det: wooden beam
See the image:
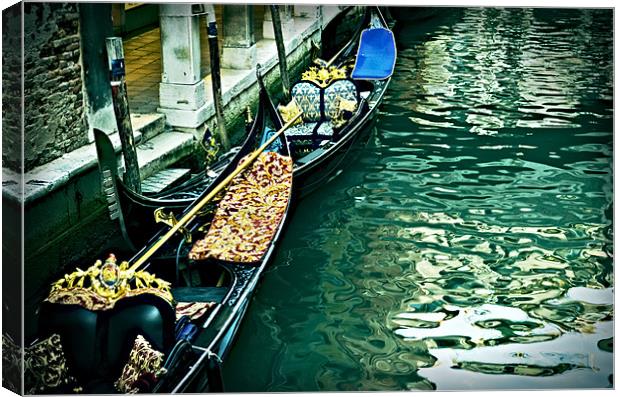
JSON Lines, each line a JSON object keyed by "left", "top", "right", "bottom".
{"left": 205, "top": 5, "right": 231, "bottom": 151}
{"left": 270, "top": 5, "right": 291, "bottom": 102}
{"left": 105, "top": 37, "right": 141, "bottom": 194}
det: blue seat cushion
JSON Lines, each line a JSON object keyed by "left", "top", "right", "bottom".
{"left": 316, "top": 121, "right": 334, "bottom": 138}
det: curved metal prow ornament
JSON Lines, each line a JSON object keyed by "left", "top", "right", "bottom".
{"left": 154, "top": 208, "right": 192, "bottom": 243}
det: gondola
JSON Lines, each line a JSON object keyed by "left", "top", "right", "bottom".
{"left": 23, "top": 85, "right": 297, "bottom": 394}
{"left": 276, "top": 5, "right": 395, "bottom": 194}
{"left": 96, "top": 6, "right": 396, "bottom": 250}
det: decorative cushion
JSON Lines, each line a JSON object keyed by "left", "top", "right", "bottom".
{"left": 175, "top": 302, "right": 214, "bottom": 321}
{"left": 286, "top": 121, "right": 334, "bottom": 140}
{"left": 23, "top": 334, "right": 77, "bottom": 394}
{"left": 189, "top": 152, "right": 293, "bottom": 263}
{"left": 324, "top": 80, "right": 358, "bottom": 120}
{"left": 291, "top": 82, "right": 321, "bottom": 122}
{"left": 2, "top": 334, "right": 21, "bottom": 394}
{"left": 115, "top": 335, "right": 165, "bottom": 394}
{"left": 331, "top": 98, "right": 358, "bottom": 128}
{"left": 338, "top": 98, "right": 358, "bottom": 113}
{"left": 277, "top": 99, "right": 302, "bottom": 126}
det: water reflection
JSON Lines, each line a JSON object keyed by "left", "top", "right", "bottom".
{"left": 404, "top": 8, "right": 612, "bottom": 136}
{"left": 223, "top": 7, "right": 613, "bottom": 391}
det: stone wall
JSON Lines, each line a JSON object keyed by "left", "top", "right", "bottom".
{"left": 23, "top": 2, "right": 88, "bottom": 171}
{"left": 2, "top": 4, "right": 23, "bottom": 172}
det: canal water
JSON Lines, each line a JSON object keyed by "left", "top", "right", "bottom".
{"left": 223, "top": 8, "right": 613, "bottom": 391}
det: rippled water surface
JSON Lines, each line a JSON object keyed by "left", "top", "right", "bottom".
{"left": 224, "top": 8, "right": 613, "bottom": 391}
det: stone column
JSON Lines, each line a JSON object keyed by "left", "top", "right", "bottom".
{"left": 263, "top": 5, "right": 294, "bottom": 40}
{"left": 158, "top": 4, "right": 207, "bottom": 128}
{"left": 221, "top": 5, "right": 256, "bottom": 70}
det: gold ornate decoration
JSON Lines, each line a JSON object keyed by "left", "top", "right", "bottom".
{"left": 154, "top": 208, "right": 192, "bottom": 243}
{"left": 46, "top": 254, "right": 174, "bottom": 311}
{"left": 278, "top": 99, "right": 303, "bottom": 126}
{"left": 301, "top": 65, "right": 348, "bottom": 88}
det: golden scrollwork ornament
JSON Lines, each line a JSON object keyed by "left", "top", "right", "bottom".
{"left": 301, "top": 65, "right": 348, "bottom": 88}
{"left": 46, "top": 254, "right": 174, "bottom": 311}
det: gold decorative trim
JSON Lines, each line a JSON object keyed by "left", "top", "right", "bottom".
{"left": 301, "top": 65, "right": 348, "bottom": 88}
{"left": 46, "top": 254, "right": 174, "bottom": 311}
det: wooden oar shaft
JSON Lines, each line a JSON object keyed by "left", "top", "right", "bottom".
{"left": 326, "top": 51, "right": 341, "bottom": 67}
{"left": 129, "top": 112, "right": 302, "bottom": 271}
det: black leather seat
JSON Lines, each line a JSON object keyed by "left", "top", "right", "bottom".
{"left": 37, "top": 294, "right": 176, "bottom": 391}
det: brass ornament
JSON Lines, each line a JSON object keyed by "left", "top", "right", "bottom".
{"left": 245, "top": 106, "right": 253, "bottom": 125}
{"left": 312, "top": 58, "right": 328, "bottom": 67}
{"left": 46, "top": 254, "right": 174, "bottom": 311}
{"left": 154, "top": 208, "right": 192, "bottom": 243}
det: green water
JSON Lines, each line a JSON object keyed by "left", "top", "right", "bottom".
{"left": 223, "top": 8, "right": 613, "bottom": 391}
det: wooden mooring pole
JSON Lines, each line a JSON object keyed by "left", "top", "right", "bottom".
{"left": 205, "top": 5, "right": 231, "bottom": 151}
{"left": 270, "top": 5, "right": 291, "bottom": 102}
{"left": 105, "top": 37, "right": 141, "bottom": 194}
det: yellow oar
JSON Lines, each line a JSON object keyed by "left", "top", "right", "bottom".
{"left": 326, "top": 49, "right": 343, "bottom": 67}
{"left": 129, "top": 112, "right": 302, "bottom": 271}
{"left": 314, "top": 52, "right": 342, "bottom": 69}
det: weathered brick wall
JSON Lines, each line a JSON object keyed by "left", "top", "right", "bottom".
{"left": 23, "top": 2, "right": 87, "bottom": 171}
{"left": 2, "top": 4, "right": 23, "bottom": 172}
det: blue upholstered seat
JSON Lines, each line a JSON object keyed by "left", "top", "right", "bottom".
{"left": 286, "top": 77, "right": 358, "bottom": 146}
{"left": 351, "top": 27, "right": 396, "bottom": 80}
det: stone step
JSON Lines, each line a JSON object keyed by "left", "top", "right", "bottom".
{"left": 135, "top": 130, "right": 196, "bottom": 182}
{"left": 130, "top": 112, "right": 167, "bottom": 142}
{"left": 141, "top": 168, "right": 192, "bottom": 195}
